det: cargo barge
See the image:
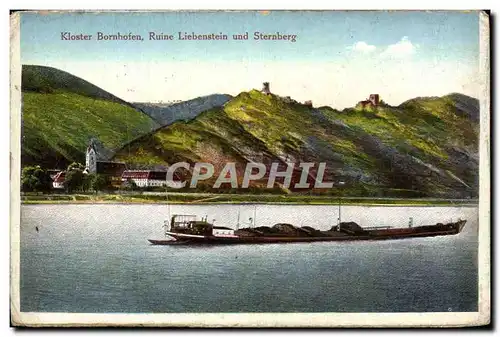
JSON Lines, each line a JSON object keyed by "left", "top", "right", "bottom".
{"left": 148, "top": 214, "right": 467, "bottom": 245}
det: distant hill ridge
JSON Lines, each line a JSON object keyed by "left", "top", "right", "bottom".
{"left": 399, "top": 93, "right": 479, "bottom": 123}
{"left": 23, "top": 65, "right": 142, "bottom": 110}
{"left": 132, "top": 94, "right": 232, "bottom": 126}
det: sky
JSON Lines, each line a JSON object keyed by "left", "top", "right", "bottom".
{"left": 20, "top": 11, "right": 481, "bottom": 108}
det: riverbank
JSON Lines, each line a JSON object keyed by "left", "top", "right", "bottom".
{"left": 20, "top": 193, "right": 478, "bottom": 206}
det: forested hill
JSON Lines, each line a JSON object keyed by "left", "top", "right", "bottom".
{"left": 21, "top": 65, "right": 160, "bottom": 169}
{"left": 113, "top": 90, "right": 479, "bottom": 198}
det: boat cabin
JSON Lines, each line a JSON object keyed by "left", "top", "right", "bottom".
{"left": 212, "top": 226, "right": 236, "bottom": 237}
{"left": 167, "top": 214, "right": 236, "bottom": 237}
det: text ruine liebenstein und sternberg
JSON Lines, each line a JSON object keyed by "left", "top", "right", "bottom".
{"left": 60, "top": 31, "right": 298, "bottom": 42}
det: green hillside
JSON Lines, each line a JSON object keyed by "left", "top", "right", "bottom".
{"left": 21, "top": 65, "right": 160, "bottom": 168}
{"left": 113, "top": 90, "right": 479, "bottom": 198}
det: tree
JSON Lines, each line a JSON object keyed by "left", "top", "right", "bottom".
{"left": 67, "top": 162, "right": 85, "bottom": 172}
{"left": 63, "top": 162, "right": 87, "bottom": 193}
{"left": 122, "top": 178, "right": 138, "bottom": 191}
{"left": 21, "top": 165, "right": 51, "bottom": 192}
{"left": 82, "top": 173, "right": 93, "bottom": 192}
{"left": 90, "top": 174, "right": 109, "bottom": 193}
{"left": 64, "top": 169, "right": 84, "bottom": 193}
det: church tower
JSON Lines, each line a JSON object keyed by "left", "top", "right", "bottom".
{"left": 85, "top": 143, "right": 97, "bottom": 174}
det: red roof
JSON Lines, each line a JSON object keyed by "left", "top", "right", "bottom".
{"left": 52, "top": 171, "right": 65, "bottom": 183}
{"left": 122, "top": 170, "right": 186, "bottom": 181}
{"left": 122, "top": 170, "right": 150, "bottom": 179}
{"left": 122, "top": 170, "right": 168, "bottom": 180}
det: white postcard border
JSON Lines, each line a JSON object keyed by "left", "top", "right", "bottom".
{"left": 9, "top": 10, "right": 491, "bottom": 328}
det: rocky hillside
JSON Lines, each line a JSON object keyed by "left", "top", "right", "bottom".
{"left": 113, "top": 90, "right": 479, "bottom": 198}
{"left": 20, "top": 64, "right": 478, "bottom": 198}
{"left": 132, "top": 94, "right": 232, "bottom": 126}
{"left": 21, "top": 65, "right": 160, "bottom": 168}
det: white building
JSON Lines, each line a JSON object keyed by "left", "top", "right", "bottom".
{"left": 122, "top": 170, "right": 170, "bottom": 188}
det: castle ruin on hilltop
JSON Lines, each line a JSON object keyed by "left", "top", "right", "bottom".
{"left": 260, "top": 81, "right": 313, "bottom": 107}
{"left": 357, "top": 94, "right": 380, "bottom": 108}
{"left": 261, "top": 82, "right": 271, "bottom": 95}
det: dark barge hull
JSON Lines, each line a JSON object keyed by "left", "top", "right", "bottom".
{"left": 148, "top": 220, "right": 466, "bottom": 245}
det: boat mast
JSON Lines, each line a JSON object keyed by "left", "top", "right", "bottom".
{"left": 236, "top": 208, "right": 241, "bottom": 230}
{"left": 253, "top": 205, "right": 257, "bottom": 228}
{"left": 338, "top": 198, "right": 341, "bottom": 226}
{"left": 337, "top": 180, "right": 345, "bottom": 230}
{"left": 165, "top": 172, "right": 171, "bottom": 237}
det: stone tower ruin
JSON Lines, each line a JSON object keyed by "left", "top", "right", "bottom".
{"left": 369, "top": 94, "right": 380, "bottom": 106}
{"left": 261, "top": 82, "right": 271, "bottom": 95}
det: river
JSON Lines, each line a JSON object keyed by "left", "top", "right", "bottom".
{"left": 20, "top": 204, "right": 478, "bottom": 313}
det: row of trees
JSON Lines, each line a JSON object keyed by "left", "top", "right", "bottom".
{"left": 21, "top": 165, "right": 52, "bottom": 192}
{"left": 64, "top": 162, "right": 111, "bottom": 193}
{"left": 21, "top": 163, "right": 112, "bottom": 193}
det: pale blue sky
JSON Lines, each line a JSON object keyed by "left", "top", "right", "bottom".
{"left": 20, "top": 11, "right": 481, "bottom": 107}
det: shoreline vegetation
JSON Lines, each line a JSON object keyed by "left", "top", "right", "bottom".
{"left": 21, "top": 192, "right": 478, "bottom": 206}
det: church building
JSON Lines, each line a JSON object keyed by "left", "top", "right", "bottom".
{"left": 85, "top": 141, "right": 127, "bottom": 187}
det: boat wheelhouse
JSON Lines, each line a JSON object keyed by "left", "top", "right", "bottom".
{"left": 161, "top": 214, "right": 237, "bottom": 238}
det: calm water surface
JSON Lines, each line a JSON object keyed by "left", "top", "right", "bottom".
{"left": 20, "top": 204, "right": 478, "bottom": 313}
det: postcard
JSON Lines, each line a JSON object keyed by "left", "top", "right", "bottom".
{"left": 10, "top": 10, "right": 490, "bottom": 327}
